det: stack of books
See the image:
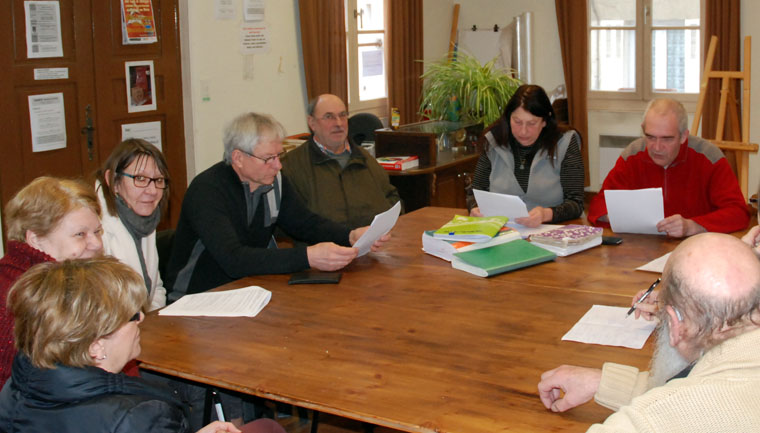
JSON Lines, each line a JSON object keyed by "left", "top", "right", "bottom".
{"left": 451, "top": 239, "right": 556, "bottom": 277}
{"left": 423, "top": 215, "right": 555, "bottom": 277}
{"left": 432, "top": 215, "right": 509, "bottom": 242}
{"left": 529, "top": 224, "right": 603, "bottom": 257}
{"left": 376, "top": 155, "right": 419, "bottom": 171}
{"left": 422, "top": 225, "right": 521, "bottom": 262}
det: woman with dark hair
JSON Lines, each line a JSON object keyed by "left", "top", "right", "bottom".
{"left": 96, "top": 139, "right": 170, "bottom": 310}
{"left": 468, "top": 84, "right": 585, "bottom": 227}
{"left": 0, "top": 257, "right": 284, "bottom": 433}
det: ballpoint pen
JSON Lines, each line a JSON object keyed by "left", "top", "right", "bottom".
{"left": 212, "top": 389, "right": 226, "bottom": 422}
{"left": 626, "top": 277, "right": 661, "bottom": 317}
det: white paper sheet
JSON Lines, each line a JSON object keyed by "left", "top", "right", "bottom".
{"left": 353, "top": 201, "right": 401, "bottom": 257}
{"left": 159, "top": 285, "right": 271, "bottom": 317}
{"left": 562, "top": 305, "right": 657, "bottom": 349}
{"left": 473, "top": 189, "right": 529, "bottom": 220}
{"left": 34, "top": 67, "right": 68, "bottom": 80}
{"left": 25, "top": 1, "right": 64, "bottom": 58}
{"left": 637, "top": 252, "right": 671, "bottom": 273}
{"left": 28, "top": 93, "right": 66, "bottom": 152}
{"left": 121, "top": 121, "right": 162, "bottom": 150}
{"left": 605, "top": 188, "right": 665, "bottom": 235}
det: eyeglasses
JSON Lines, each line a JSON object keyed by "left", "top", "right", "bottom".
{"left": 242, "top": 150, "right": 286, "bottom": 164}
{"left": 316, "top": 111, "right": 349, "bottom": 122}
{"left": 119, "top": 172, "right": 169, "bottom": 189}
{"left": 129, "top": 311, "right": 142, "bottom": 322}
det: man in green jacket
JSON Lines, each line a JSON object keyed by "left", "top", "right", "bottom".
{"left": 281, "top": 94, "right": 400, "bottom": 228}
{"left": 537, "top": 232, "right": 760, "bottom": 432}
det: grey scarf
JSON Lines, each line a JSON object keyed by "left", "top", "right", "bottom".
{"left": 115, "top": 195, "right": 161, "bottom": 293}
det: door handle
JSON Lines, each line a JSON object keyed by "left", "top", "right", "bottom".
{"left": 81, "top": 104, "right": 95, "bottom": 161}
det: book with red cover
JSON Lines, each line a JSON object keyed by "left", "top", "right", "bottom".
{"left": 376, "top": 155, "right": 419, "bottom": 171}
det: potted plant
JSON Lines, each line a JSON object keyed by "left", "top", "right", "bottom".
{"left": 418, "top": 53, "right": 522, "bottom": 127}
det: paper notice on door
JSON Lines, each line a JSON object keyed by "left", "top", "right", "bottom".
{"left": 121, "top": 121, "right": 162, "bottom": 150}
{"left": 25, "top": 1, "right": 64, "bottom": 58}
{"left": 28, "top": 93, "right": 66, "bottom": 153}
{"left": 121, "top": 0, "right": 158, "bottom": 44}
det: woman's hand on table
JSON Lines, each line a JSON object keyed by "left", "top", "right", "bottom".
{"left": 514, "top": 206, "right": 552, "bottom": 228}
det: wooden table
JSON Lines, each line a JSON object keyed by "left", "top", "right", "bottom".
{"left": 139, "top": 207, "right": 681, "bottom": 433}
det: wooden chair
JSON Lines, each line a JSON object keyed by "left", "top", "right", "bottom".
{"left": 692, "top": 35, "right": 758, "bottom": 199}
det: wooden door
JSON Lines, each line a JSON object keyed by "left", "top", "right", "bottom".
{"left": 0, "top": 0, "right": 186, "bottom": 234}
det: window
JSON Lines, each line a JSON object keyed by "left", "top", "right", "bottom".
{"left": 588, "top": 0, "right": 702, "bottom": 110}
{"left": 346, "top": 0, "right": 387, "bottom": 116}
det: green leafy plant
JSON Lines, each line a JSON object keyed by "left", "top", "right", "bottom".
{"left": 419, "top": 53, "right": 522, "bottom": 127}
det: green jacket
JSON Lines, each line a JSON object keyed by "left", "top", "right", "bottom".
{"left": 281, "top": 138, "right": 400, "bottom": 228}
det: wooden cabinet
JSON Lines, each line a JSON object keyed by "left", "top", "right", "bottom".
{"left": 375, "top": 121, "right": 480, "bottom": 211}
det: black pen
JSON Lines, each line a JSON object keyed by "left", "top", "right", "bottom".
{"left": 626, "top": 278, "right": 661, "bottom": 317}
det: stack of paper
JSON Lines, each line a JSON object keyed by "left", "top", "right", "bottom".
{"left": 159, "top": 285, "right": 272, "bottom": 317}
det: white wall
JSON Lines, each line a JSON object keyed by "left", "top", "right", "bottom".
{"left": 180, "top": 1, "right": 565, "bottom": 177}
{"left": 181, "top": 0, "right": 309, "bottom": 177}
{"left": 422, "top": 0, "right": 564, "bottom": 91}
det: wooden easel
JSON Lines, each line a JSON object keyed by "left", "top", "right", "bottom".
{"left": 692, "top": 35, "right": 758, "bottom": 199}
{"left": 448, "top": 4, "right": 460, "bottom": 62}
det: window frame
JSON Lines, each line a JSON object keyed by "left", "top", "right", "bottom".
{"left": 587, "top": 0, "right": 704, "bottom": 112}
{"left": 345, "top": 0, "right": 388, "bottom": 118}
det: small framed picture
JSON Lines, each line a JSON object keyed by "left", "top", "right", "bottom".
{"left": 125, "top": 60, "right": 157, "bottom": 113}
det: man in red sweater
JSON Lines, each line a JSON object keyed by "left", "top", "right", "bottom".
{"left": 588, "top": 98, "right": 749, "bottom": 237}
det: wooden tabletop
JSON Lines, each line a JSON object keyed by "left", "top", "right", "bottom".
{"left": 138, "top": 207, "right": 684, "bottom": 433}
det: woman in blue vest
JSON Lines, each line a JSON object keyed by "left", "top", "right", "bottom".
{"left": 468, "top": 84, "right": 585, "bottom": 227}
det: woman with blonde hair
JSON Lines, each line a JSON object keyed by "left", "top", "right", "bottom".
{"left": 0, "top": 176, "right": 103, "bottom": 387}
{"left": 0, "top": 258, "right": 283, "bottom": 433}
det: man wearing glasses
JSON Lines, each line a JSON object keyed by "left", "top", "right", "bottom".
{"left": 165, "top": 112, "right": 388, "bottom": 299}
{"left": 538, "top": 233, "right": 760, "bottom": 432}
{"left": 281, "top": 93, "right": 400, "bottom": 227}
{"left": 588, "top": 98, "right": 749, "bottom": 237}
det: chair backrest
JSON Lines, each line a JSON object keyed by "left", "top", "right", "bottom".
{"left": 348, "top": 113, "right": 383, "bottom": 145}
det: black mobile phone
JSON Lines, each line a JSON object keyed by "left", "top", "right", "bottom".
{"left": 602, "top": 236, "right": 623, "bottom": 245}
{"left": 288, "top": 271, "right": 342, "bottom": 285}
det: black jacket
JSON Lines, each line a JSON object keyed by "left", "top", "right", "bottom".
{"left": 165, "top": 162, "right": 351, "bottom": 296}
{"left": 0, "top": 355, "right": 189, "bottom": 433}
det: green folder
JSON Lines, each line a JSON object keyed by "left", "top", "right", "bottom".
{"left": 451, "top": 239, "right": 556, "bottom": 277}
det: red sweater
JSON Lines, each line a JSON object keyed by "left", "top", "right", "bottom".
{"left": 588, "top": 136, "right": 750, "bottom": 233}
{"left": 0, "top": 241, "right": 55, "bottom": 387}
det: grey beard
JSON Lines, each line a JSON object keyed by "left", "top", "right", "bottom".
{"left": 648, "top": 319, "right": 692, "bottom": 388}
